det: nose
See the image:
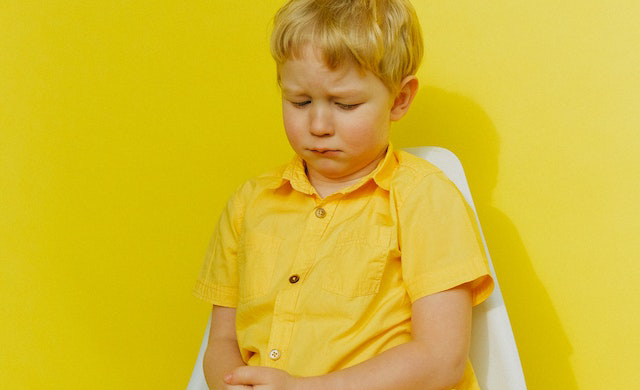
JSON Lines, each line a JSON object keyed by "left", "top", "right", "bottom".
{"left": 309, "top": 104, "right": 334, "bottom": 137}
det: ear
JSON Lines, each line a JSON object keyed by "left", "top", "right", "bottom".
{"left": 390, "top": 76, "right": 419, "bottom": 121}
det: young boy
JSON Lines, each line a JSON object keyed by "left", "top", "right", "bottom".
{"left": 194, "top": 0, "right": 493, "bottom": 389}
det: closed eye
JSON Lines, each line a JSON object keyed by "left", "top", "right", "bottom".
{"left": 292, "top": 100, "right": 311, "bottom": 108}
{"left": 336, "top": 102, "right": 361, "bottom": 110}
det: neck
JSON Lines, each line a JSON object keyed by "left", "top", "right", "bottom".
{"left": 310, "top": 177, "right": 362, "bottom": 198}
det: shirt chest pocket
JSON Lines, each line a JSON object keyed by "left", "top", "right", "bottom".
{"left": 321, "top": 226, "right": 392, "bottom": 298}
{"left": 237, "top": 231, "right": 282, "bottom": 301}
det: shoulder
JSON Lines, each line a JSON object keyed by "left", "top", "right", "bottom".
{"left": 220, "top": 163, "right": 288, "bottom": 228}
{"left": 389, "top": 150, "right": 467, "bottom": 213}
{"left": 392, "top": 150, "right": 450, "bottom": 190}
{"left": 394, "top": 150, "right": 442, "bottom": 176}
{"left": 230, "top": 163, "right": 288, "bottom": 201}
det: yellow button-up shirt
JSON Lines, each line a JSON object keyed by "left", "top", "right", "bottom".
{"left": 195, "top": 145, "right": 493, "bottom": 389}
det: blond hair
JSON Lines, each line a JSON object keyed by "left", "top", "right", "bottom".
{"left": 271, "top": 0, "right": 423, "bottom": 93}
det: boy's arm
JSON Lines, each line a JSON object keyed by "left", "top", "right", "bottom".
{"left": 204, "top": 305, "right": 252, "bottom": 390}
{"left": 225, "top": 282, "right": 473, "bottom": 390}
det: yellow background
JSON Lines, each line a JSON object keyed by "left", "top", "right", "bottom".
{"left": 2, "top": 1, "right": 638, "bottom": 388}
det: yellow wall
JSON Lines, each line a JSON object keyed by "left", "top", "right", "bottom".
{"left": 2, "top": 1, "right": 638, "bottom": 388}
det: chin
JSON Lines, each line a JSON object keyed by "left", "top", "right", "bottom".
{"left": 309, "top": 159, "right": 344, "bottom": 171}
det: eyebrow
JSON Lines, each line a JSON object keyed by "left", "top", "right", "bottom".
{"left": 281, "top": 87, "right": 305, "bottom": 96}
{"left": 281, "top": 86, "right": 364, "bottom": 97}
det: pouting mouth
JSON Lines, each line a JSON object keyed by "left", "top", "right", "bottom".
{"left": 308, "top": 148, "right": 340, "bottom": 154}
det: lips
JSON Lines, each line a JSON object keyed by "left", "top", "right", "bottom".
{"left": 309, "top": 148, "right": 340, "bottom": 154}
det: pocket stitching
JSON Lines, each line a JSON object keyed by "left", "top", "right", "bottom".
{"left": 321, "top": 227, "right": 391, "bottom": 298}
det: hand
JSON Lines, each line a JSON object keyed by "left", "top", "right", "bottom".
{"left": 224, "top": 366, "right": 301, "bottom": 390}
{"left": 222, "top": 385, "right": 253, "bottom": 390}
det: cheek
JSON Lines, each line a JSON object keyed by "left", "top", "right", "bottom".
{"left": 343, "top": 113, "right": 388, "bottom": 144}
{"left": 282, "top": 111, "right": 303, "bottom": 147}
{"left": 282, "top": 105, "right": 302, "bottom": 129}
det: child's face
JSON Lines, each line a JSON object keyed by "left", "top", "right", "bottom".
{"left": 280, "top": 45, "right": 395, "bottom": 186}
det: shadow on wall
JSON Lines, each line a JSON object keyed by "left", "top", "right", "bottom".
{"left": 392, "top": 85, "right": 578, "bottom": 389}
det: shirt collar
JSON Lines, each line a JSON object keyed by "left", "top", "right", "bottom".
{"left": 269, "top": 143, "right": 398, "bottom": 195}
{"left": 370, "top": 143, "right": 396, "bottom": 191}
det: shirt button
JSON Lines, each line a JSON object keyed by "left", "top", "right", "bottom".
{"left": 289, "top": 274, "right": 300, "bottom": 284}
{"left": 269, "top": 349, "right": 281, "bottom": 361}
{"left": 315, "top": 207, "right": 326, "bottom": 218}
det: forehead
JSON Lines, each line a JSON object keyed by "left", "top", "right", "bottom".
{"left": 279, "top": 45, "right": 376, "bottom": 94}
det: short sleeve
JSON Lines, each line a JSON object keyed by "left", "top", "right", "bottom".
{"left": 193, "top": 188, "right": 245, "bottom": 307}
{"left": 399, "top": 172, "right": 494, "bottom": 306}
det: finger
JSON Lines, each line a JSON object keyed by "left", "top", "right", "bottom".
{"left": 224, "top": 385, "right": 253, "bottom": 390}
{"left": 225, "top": 366, "right": 271, "bottom": 386}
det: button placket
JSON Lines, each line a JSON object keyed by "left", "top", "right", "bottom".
{"left": 264, "top": 200, "right": 338, "bottom": 369}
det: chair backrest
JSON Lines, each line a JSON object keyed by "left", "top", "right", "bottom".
{"left": 187, "top": 146, "right": 527, "bottom": 390}
{"left": 187, "top": 316, "right": 210, "bottom": 390}
{"left": 404, "top": 146, "right": 526, "bottom": 389}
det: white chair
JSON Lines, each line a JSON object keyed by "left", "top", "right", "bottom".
{"left": 187, "top": 316, "right": 211, "bottom": 390}
{"left": 404, "top": 147, "right": 526, "bottom": 389}
{"left": 187, "top": 147, "right": 526, "bottom": 390}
